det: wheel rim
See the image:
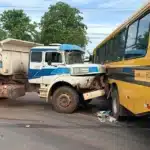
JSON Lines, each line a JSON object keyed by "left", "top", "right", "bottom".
{"left": 112, "top": 97, "right": 118, "bottom": 114}
{"left": 58, "top": 94, "right": 71, "bottom": 108}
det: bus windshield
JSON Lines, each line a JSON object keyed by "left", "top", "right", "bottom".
{"left": 65, "top": 51, "right": 84, "bottom": 64}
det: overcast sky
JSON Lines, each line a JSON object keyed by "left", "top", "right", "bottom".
{"left": 0, "top": 0, "right": 149, "bottom": 51}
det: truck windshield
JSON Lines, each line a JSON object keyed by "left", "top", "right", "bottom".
{"left": 65, "top": 51, "right": 84, "bottom": 64}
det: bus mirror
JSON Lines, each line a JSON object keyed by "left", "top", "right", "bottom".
{"left": 84, "top": 55, "right": 93, "bottom": 63}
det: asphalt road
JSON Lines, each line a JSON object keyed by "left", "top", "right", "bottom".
{"left": 0, "top": 93, "right": 150, "bottom": 150}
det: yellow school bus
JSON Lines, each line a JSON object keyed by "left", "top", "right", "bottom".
{"left": 93, "top": 3, "right": 150, "bottom": 120}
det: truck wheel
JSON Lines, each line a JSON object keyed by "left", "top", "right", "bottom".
{"left": 52, "top": 86, "right": 79, "bottom": 113}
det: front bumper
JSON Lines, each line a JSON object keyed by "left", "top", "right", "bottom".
{"left": 83, "top": 89, "right": 105, "bottom": 100}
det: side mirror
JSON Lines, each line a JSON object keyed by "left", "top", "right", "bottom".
{"left": 84, "top": 56, "right": 89, "bottom": 62}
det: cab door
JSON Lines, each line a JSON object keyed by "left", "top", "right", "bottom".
{"left": 28, "top": 51, "right": 43, "bottom": 83}
{"left": 42, "top": 51, "right": 64, "bottom": 84}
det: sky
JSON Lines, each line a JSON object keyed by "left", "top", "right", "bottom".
{"left": 0, "top": 0, "right": 149, "bottom": 52}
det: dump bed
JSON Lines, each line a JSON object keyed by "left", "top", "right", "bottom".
{"left": 0, "top": 38, "right": 43, "bottom": 76}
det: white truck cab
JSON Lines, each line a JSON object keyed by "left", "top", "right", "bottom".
{"left": 29, "top": 44, "right": 106, "bottom": 113}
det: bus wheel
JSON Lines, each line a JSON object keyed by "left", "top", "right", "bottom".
{"left": 111, "top": 87, "right": 121, "bottom": 120}
{"left": 52, "top": 86, "right": 79, "bottom": 113}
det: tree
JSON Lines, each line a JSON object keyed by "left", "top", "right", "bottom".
{"left": 0, "top": 9, "right": 40, "bottom": 42}
{"left": 40, "top": 1, "right": 88, "bottom": 47}
{"left": 0, "top": 28, "right": 7, "bottom": 40}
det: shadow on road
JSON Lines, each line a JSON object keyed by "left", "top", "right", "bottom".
{"left": 0, "top": 93, "right": 49, "bottom": 108}
{"left": 0, "top": 94, "right": 109, "bottom": 113}
{"left": 0, "top": 93, "right": 150, "bottom": 130}
{"left": 0, "top": 118, "right": 150, "bottom": 130}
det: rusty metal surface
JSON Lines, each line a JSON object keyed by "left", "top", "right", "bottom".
{"left": 0, "top": 85, "right": 8, "bottom": 98}
{"left": 0, "top": 84, "right": 25, "bottom": 99}
{"left": 87, "top": 75, "right": 105, "bottom": 90}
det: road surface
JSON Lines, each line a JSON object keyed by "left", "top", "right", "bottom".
{"left": 0, "top": 93, "right": 150, "bottom": 150}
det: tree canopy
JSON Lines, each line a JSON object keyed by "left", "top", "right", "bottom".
{"left": 40, "top": 2, "right": 88, "bottom": 47}
{"left": 0, "top": 9, "right": 40, "bottom": 42}
{"left": 0, "top": 2, "right": 89, "bottom": 47}
{"left": 0, "top": 28, "right": 7, "bottom": 40}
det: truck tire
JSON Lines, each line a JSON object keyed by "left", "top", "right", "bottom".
{"left": 52, "top": 86, "right": 79, "bottom": 113}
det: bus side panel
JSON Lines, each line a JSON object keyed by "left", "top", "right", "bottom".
{"left": 109, "top": 79, "right": 135, "bottom": 113}
{"left": 109, "top": 79, "right": 150, "bottom": 115}
{"left": 133, "top": 85, "right": 150, "bottom": 114}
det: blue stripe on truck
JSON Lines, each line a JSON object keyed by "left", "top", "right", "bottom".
{"left": 28, "top": 67, "right": 70, "bottom": 79}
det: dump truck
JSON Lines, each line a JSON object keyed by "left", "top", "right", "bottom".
{"left": 0, "top": 38, "right": 106, "bottom": 113}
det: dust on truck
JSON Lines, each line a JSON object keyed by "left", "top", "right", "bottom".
{"left": 0, "top": 38, "right": 106, "bottom": 113}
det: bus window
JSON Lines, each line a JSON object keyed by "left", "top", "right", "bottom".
{"left": 105, "top": 43, "right": 109, "bottom": 62}
{"left": 107, "top": 40, "right": 113, "bottom": 62}
{"left": 95, "top": 46, "right": 106, "bottom": 64}
{"left": 95, "top": 47, "right": 101, "bottom": 63}
{"left": 126, "top": 20, "right": 138, "bottom": 47}
{"left": 114, "top": 29, "right": 126, "bottom": 61}
{"left": 118, "top": 30, "right": 126, "bottom": 58}
{"left": 136, "top": 13, "right": 150, "bottom": 51}
{"left": 101, "top": 46, "right": 106, "bottom": 64}
{"left": 125, "top": 13, "right": 150, "bottom": 59}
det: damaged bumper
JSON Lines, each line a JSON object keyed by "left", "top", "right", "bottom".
{"left": 83, "top": 89, "right": 105, "bottom": 100}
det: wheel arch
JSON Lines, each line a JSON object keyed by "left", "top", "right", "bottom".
{"left": 47, "top": 81, "right": 76, "bottom": 102}
{"left": 111, "top": 82, "right": 118, "bottom": 89}
{"left": 106, "top": 82, "right": 118, "bottom": 99}
{"left": 110, "top": 82, "right": 118, "bottom": 95}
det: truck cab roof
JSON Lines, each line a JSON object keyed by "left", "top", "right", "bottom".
{"left": 31, "top": 44, "right": 85, "bottom": 53}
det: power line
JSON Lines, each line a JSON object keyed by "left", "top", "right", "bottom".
{"left": 0, "top": 5, "right": 136, "bottom": 9}
{"left": 0, "top": 6, "right": 136, "bottom": 12}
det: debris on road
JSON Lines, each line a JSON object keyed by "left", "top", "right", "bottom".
{"left": 108, "top": 116, "right": 117, "bottom": 123}
{"left": 96, "top": 111, "right": 117, "bottom": 123}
